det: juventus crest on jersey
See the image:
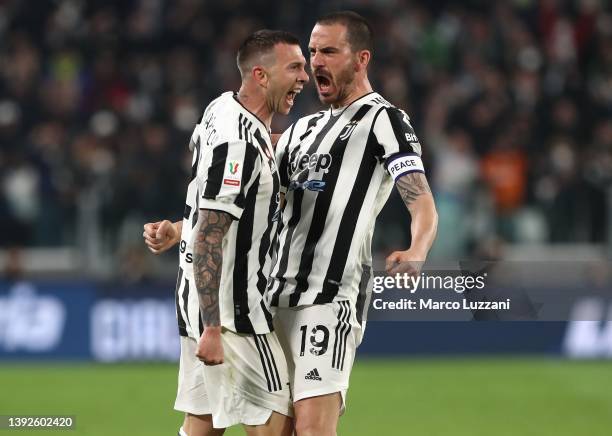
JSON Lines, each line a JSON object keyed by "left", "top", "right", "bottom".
{"left": 267, "top": 92, "right": 425, "bottom": 321}
{"left": 175, "top": 91, "right": 280, "bottom": 338}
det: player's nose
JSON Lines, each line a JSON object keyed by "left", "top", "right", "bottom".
{"left": 310, "top": 50, "right": 324, "bottom": 68}
{"left": 299, "top": 69, "right": 310, "bottom": 83}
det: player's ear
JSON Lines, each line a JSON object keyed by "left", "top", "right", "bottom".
{"left": 252, "top": 66, "right": 269, "bottom": 88}
{"left": 355, "top": 49, "right": 371, "bottom": 72}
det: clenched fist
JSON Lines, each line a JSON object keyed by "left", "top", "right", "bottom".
{"left": 143, "top": 220, "right": 181, "bottom": 254}
{"left": 196, "top": 327, "right": 224, "bottom": 366}
{"left": 385, "top": 248, "right": 425, "bottom": 277}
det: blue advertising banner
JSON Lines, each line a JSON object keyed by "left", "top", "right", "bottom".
{"left": 0, "top": 280, "right": 179, "bottom": 361}
{"left": 1, "top": 280, "right": 611, "bottom": 361}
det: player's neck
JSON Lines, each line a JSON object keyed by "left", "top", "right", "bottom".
{"left": 236, "top": 87, "right": 272, "bottom": 130}
{"left": 332, "top": 76, "right": 373, "bottom": 109}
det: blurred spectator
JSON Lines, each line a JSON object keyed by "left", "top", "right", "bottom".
{"left": 0, "top": 0, "right": 610, "bottom": 263}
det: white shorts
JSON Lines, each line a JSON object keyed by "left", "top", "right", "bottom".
{"left": 273, "top": 301, "right": 363, "bottom": 412}
{"left": 174, "top": 329, "right": 293, "bottom": 428}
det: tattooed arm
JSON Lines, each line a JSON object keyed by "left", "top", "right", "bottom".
{"left": 386, "top": 172, "right": 438, "bottom": 275}
{"left": 193, "top": 209, "right": 232, "bottom": 365}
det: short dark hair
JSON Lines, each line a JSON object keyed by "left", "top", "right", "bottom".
{"left": 316, "top": 11, "right": 373, "bottom": 52}
{"left": 236, "top": 29, "right": 300, "bottom": 77}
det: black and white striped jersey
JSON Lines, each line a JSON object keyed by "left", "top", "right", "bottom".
{"left": 267, "top": 92, "right": 425, "bottom": 315}
{"left": 176, "top": 91, "right": 280, "bottom": 338}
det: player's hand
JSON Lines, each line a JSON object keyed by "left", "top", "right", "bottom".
{"left": 196, "top": 327, "right": 224, "bottom": 366}
{"left": 143, "top": 220, "right": 179, "bottom": 254}
{"left": 385, "top": 248, "right": 425, "bottom": 277}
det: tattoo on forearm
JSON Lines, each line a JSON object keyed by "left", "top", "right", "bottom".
{"left": 396, "top": 172, "right": 431, "bottom": 206}
{"left": 193, "top": 210, "right": 232, "bottom": 327}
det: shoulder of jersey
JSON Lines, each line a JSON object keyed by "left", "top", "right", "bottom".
{"left": 199, "top": 92, "right": 259, "bottom": 145}
{"left": 366, "top": 93, "right": 397, "bottom": 112}
{"left": 293, "top": 109, "right": 327, "bottom": 129}
{"left": 283, "top": 110, "right": 328, "bottom": 143}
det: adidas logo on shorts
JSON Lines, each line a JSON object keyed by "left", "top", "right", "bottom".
{"left": 305, "top": 368, "right": 322, "bottom": 381}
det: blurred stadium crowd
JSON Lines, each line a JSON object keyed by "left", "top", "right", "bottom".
{"left": 1, "top": 0, "right": 611, "bottom": 261}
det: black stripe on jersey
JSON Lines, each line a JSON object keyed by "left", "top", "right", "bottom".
{"left": 278, "top": 124, "right": 296, "bottom": 189}
{"left": 253, "top": 335, "right": 273, "bottom": 392}
{"left": 355, "top": 264, "right": 371, "bottom": 326}
{"left": 340, "top": 302, "right": 352, "bottom": 370}
{"left": 238, "top": 114, "right": 244, "bottom": 140}
{"left": 289, "top": 104, "right": 373, "bottom": 307}
{"left": 261, "top": 335, "right": 282, "bottom": 391}
{"left": 246, "top": 121, "right": 253, "bottom": 143}
{"left": 191, "top": 136, "right": 201, "bottom": 181}
{"left": 240, "top": 114, "right": 252, "bottom": 143}
{"left": 314, "top": 119, "right": 379, "bottom": 304}
{"left": 332, "top": 301, "right": 351, "bottom": 370}
{"left": 175, "top": 267, "right": 187, "bottom": 336}
{"left": 203, "top": 142, "right": 228, "bottom": 199}
{"left": 234, "top": 145, "right": 259, "bottom": 210}
{"left": 232, "top": 174, "right": 261, "bottom": 334}
{"left": 191, "top": 191, "right": 199, "bottom": 228}
{"left": 183, "top": 204, "right": 192, "bottom": 220}
{"left": 182, "top": 277, "right": 190, "bottom": 326}
{"left": 332, "top": 301, "right": 346, "bottom": 369}
{"left": 370, "top": 107, "right": 387, "bottom": 164}
{"left": 198, "top": 311, "right": 204, "bottom": 337}
{"left": 240, "top": 115, "right": 253, "bottom": 144}
{"left": 286, "top": 122, "right": 297, "bottom": 145}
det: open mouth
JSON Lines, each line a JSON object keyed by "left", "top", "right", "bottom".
{"left": 315, "top": 74, "right": 332, "bottom": 95}
{"left": 286, "top": 88, "right": 302, "bottom": 107}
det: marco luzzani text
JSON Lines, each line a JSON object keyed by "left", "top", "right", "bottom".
{"left": 371, "top": 273, "right": 511, "bottom": 311}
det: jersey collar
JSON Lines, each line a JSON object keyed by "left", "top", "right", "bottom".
{"left": 230, "top": 92, "right": 272, "bottom": 137}
{"left": 329, "top": 91, "right": 378, "bottom": 117}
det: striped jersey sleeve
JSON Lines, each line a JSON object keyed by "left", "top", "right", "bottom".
{"left": 373, "top": 107, "right": 425, "bottom": 182}
{"left": 198, "top": 139, "right": 262, "bottom": 220}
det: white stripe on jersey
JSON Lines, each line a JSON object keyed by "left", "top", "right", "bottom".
{"left": 176, "top": 92, "right": 280, "bottom": 337}
{"left": 267, "top": 92, "right": 424, "bottom": 320}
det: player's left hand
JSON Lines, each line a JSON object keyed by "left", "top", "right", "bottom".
{"left": 385, "top": 248, "right": 425, "bottom": 277}
{"left": 143, "top": 220, "right": 179, "bottom": 254}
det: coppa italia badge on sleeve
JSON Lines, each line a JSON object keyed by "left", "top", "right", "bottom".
{"left": 224, "top": 161, "right": 241, "bottom": 186}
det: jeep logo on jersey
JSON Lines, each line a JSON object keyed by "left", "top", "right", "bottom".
{"left": 290, "top": 152, "right": 332, "bottom": 174}
{"left": 228, "top": 161, "right": 239, "bottom": 174}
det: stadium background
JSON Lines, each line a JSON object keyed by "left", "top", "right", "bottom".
{"left": 0, "top": 0, "right": 611, "bottom": 435}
